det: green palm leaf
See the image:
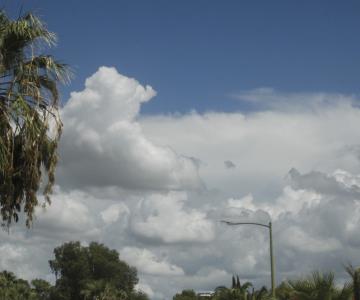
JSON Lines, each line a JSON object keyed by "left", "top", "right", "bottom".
{"left": 0, "top": 10, "right": 71, "bottom": 227}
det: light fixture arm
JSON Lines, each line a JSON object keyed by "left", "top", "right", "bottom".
{"left": 221, "top": 220, "right": 276, "bottom": 299}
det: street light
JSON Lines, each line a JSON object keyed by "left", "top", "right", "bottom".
{"left": 221, "top": 220, "right": 276, "bottom": 299}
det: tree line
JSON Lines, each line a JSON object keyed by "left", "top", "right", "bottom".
{"left": 173, "top": 268, "right": 360, "bottom": 300}
{"left": 0, "top": 241, "right": 149, "bottom": 300}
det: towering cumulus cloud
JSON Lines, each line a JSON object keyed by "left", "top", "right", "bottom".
{"left": 58, "top": 67, "right": 202, "bottom": 191}
{"left": 3, "top": 67, "right": 360, "bottom": 300}
{"left": 130, "top": 191, "right": 215, "bottom": 243}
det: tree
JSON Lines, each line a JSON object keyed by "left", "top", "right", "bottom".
{"left": 212, "top": 276, "right": 253, "bottom": 300}
{"left": 213, "top": 287, "right": 241, "bottom": 300}
{"left": 232, "top": 276, "right": 236, "bottom": 289}
{"left": 345, "top": 264, "right": 360, "bottom": 300}
{"left": 236, "top": 276, "right": 241, "bottom": 290}
{"left": 0, "top": 270, "right": 39, "bottom": 300}
{"left": 0, "top": 10, "right": 70, "bottom": 227}
{"left": 275, "top": 282, "right": 293, "bottom": 300}
{"left": 288, "top": 271, "right": 352, "bottom": 300}
{"left": 31, "top": 278, "right": 52, "bottom": 300}
{"left": 128, "top": 291, "right": 150, "bottom": 300}
{"left": 0, "top": 241, "right": 150, "bottom": 300}
{"left": 49, "top": 241, "right": 138, "bottom": 300}
{"left": 243, "top": 286, "right": 269, "bottom": 300}
{"left": 49, "top": 241, "right": 90, "bottom": 299}
{"left": 173, "top": 289, "right": 198, "bottom": 300}
{"left": 81, "top": 281, "right": 128, "bottom": 300}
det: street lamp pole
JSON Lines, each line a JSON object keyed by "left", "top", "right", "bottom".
{"left": 221, "top": 221, "right": 276, "bottom": 299}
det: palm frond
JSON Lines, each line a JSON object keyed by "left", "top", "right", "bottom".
{"left": 0, "top": 10, "right": 70, "bottom": 227}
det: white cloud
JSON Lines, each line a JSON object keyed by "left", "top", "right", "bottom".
{"left": 55, "top": 85, "right": 360, "bottom": 297}
{"left": 333, "top": 169, "right": 360, "bottom": 188}
{"left": 218, "top": 168, "right": 360, "bottom": 274}
{"left": 176, "top": 268, "right": 231, "bottom": 293}
{"left": 225, "top": 186, "right": 322, "bottom": 220}
{"left": 58, "top": 66, "right": 202, "bottom": 191}
{"left": 33, "top": 188, "right": 99, "bottom": 239}
{"left": 101, "top": 203, "right": 130, "bottom": 225}
{"left": 3, "top": 69, "right": 360, "bottom": 300}
{"left": 231, "top": 87, "right": 356, "bottom": 112}
{"left": 0, "top": 244, "right": 32, "bottom": 279}
{"left": 140, "top": 101, "right": 360, "bottom": 199}
{"left": 130, "top": 191, "right": 215, "bottom": 243}
{"left": 121, "top": 247, "right": 184, "bottom": 276}
{"left": 279, "top": 226, "right": 341, "bottom": 253}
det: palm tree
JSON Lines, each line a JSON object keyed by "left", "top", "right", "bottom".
{"left": 345, "top": 264, "right": 360, "bottom": 300}
{"left": 0, "top": 10, "right": 71, "bottom": 227}
{"left": 288, "top": 271, "right": 352, "bottom": 300}
{"left": 247, "top": 286, "right": 269, "bottom": 300}
{"left": 332, "top": 283, "right": 353, "bottom": 300}
{"left": 275, "top": 282, "right": 293, "bottom": 300}
{"left": 213, "top": 284, "right": 268, "bottom": 300}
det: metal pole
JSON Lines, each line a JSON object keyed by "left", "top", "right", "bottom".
{"left": 269, "top": 222, "right": 276, "bottom": 299}
{"left": 221, "top": 220, "right": 276, "bottom": 299}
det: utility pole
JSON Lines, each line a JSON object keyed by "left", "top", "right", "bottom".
{"left": 221, "top": 221, "right": 276, "bottom": 299}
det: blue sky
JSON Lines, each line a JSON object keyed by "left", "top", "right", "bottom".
{"left": 3, "top": 2, "right": 360, "bottom": 298}
{"left": 3, "top": 0, "right": 360, "bottom": 114}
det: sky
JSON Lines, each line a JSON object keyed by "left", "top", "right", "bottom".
{"left": 1, "top": 1, "right": 360, "bottom": 300}
{"left": 3, "top": 0, "right": 360, "bottom": 114}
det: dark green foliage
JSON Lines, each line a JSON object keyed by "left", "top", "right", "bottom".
{"left": 0, "top": 270, "right": 54, "bottom": 300}
{"left": 173, "top": 271, "right": 355, "bottom": 300}
{"left": 236, "top": 276, "right": 241, "bottom": 289}
{"left": 0, "top": 10, "right": 71, "bottom": 227}
{"left": 345, "top": 264, "right": 360, "bottom": 300}
{"left": 274, "top": 282, "right": 293, "bottom": 300}
{"left": 214, "top": 288, "right": 241, "bottom": 300}
{"left": 128, "top": 291, "right": 150, "bottom": 300}
{"left": 248, "top": 286, "right": 268, "bottom": 300}
{"left": 49, "top": 241, "right": 138, "bottom": 300}
{"left": 288, "top": 271, "right": 352, "bottom": 300}
{"left": 211, "top": 278, "right": 259, "bottom": 300}
{"left": 0, "top": 241, "right": 148, "bottom": 300}
{"left": 87, "top": 242, "right": 138, "bottom": 292}
{"left": 288, "top": 271, "right": 336, "bottom": 300}
{"left": 31, "top": 279, "right": 52, "bottom": 300}
{"left": 173, "top": 289, "right": 199, "bottom": 300}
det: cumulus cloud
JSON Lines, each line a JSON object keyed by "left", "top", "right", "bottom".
{"left": 121, "top": 247, "right": 184, "bottom": 276}
{"left": 101, "top": 203, "right": 130, "bottom": 225}
{"left": 58, "top": 66, "right": 202, "bottom": 191}
{"left": 3, "top": 67, "right": 360, "bottom": 300}
{"left": 130, "top": 192, "right": 215, "bottom": 243}
{"left": 279, "top": 226, "right": 341, "bottom": 253}
{"left": 0, "top": 244, "right": 34, "bottom": 280}
{"left": 224, "top": 186, "right": 322, "bottom": 220}
{"left": 220, "top": 168, "right": 360, "bottom": 275}
{"left": 288, "top": 168, "right": 360, "bottom": 199}
{"left": 140, "top": 101, "right": 360, "bottom": 198}
{"left": 33, "top": 187, "right": 100, "bottom": 239}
